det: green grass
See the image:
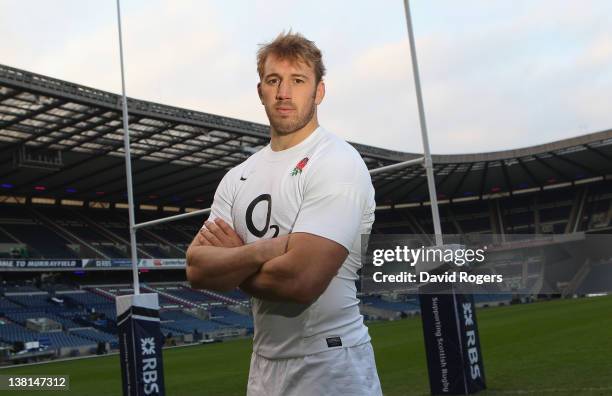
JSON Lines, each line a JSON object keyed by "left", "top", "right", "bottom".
{"left": 2, "top": 296, "right": 612, "bottom": 395}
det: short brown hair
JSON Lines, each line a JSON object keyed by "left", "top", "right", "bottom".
{"left": 257, "top": 31, "right": 326, "bottom": 84}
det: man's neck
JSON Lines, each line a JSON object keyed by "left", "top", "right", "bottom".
{"left": 270, "top": 118, "right": 319, "bottom": 152}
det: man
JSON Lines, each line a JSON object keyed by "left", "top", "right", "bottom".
{"left": 186, "top": 32, "right": 381, "bottom": 395}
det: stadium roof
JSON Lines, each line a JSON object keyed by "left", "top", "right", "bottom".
{"left": 1, "top": 63, "right": 612, "bottom": 210}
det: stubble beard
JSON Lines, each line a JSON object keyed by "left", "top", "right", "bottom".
{"left": 267, "top": 98, "right": 316, "bottom": 136}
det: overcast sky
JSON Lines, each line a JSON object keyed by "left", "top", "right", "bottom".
{"left": 2, "top": 0, "right": 611, "bottom": 154}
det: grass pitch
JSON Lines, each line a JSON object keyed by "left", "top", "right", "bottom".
{"left": 2, "top": 295, "right": 611, "bottom": 395}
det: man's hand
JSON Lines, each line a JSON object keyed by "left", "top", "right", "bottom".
{"left": 200, "top": 218, "right": 288, "bottom": 264}
{"left": 186, "top": 217, "right": 256, "bottom": 291}
{"left": 199, "top": 218, "right": 244, "bottom": 248}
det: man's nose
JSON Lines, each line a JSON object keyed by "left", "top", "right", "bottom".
{"left": 276, "top": 80, "right": 291, "bottom": 100}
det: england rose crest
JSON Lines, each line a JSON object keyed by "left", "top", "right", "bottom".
{"left": 290, "top": 157, "right": 309, "bottom": 176}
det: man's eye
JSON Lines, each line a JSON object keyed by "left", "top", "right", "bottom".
{"left": 294, "top": 79, "right": 304, "bottom": 84}
{"left": 267, "top": 79, "right": 278, "bottom": 85}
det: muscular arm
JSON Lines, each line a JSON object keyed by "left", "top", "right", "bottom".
{"left": 185, "top": 219, "right": 287, "bottom": 292}
{"left": 186, "top": 240, "right": 261, "bottom": 292}
{"left": 240, "top": 232, "right": 348, "bottom": 304}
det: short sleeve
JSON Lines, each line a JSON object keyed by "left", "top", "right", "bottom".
{"left": 292, "top": 153, "right": 372, "bottom": 251}
{"left": 205, "top": 169, "right": 235, "bottom": 228}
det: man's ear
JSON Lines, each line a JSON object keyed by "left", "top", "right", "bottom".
{"left": 257, "top": 82, "right": 263, "bottom": 104}
{"left": 314, "top": 80, "right": 325, "bottom": 105}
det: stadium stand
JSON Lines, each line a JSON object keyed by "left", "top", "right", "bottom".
{"left": 209, "top": 307, "right": 253, "bottom": 329}
{"left": 0, "top": 321, "right": 95, "bottom": 348}
{"left": 4, "top": 311, "right": 80, "bottom": 329}
{"left": 68, "top": 328, "right": 117, "bottom": 346}
{"left": 361, "top": 295, "right": 420, "bottom": 313}
{"left": 576, "top": 260, "right": 612, "bottom": 294}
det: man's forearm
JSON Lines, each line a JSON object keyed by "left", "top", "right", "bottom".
{"left": 240, "top": 260, "right": 301, "bottom": 303}
{"left": 240, "top": 266, "right": 296, "bottom": 303}
{"left": 239, "top": 234, "right": 347, "bottom": 304}
{"left": 186, "top": 243, "right": 264, "bottom": 291}
{"left": 240, "top": 252, "right": 324, "bottom": 305}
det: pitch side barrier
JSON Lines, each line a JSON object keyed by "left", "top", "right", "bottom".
{"left": 4, "top": 233, "right": 610, "bottom": 287}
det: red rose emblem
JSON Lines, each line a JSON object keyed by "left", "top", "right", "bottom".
{"left": 291, "top": 157, "right": 309, "bottom": 176}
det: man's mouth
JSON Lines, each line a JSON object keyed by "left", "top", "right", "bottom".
{"left": 276, "top": 107, "right": 295, "bottom": 115}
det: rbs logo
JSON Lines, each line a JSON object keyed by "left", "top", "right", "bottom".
{"left": 462, "top": 302, "right": 482, "bottom": 380}
{"left": 246, "top": 194, "right": 279, "bottom": 238}
{"left": 140, "top": 337, "right": 160, "bottom": 395}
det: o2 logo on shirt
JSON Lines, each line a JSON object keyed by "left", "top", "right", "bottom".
{"left": 246, "top": 194, "right": 279, "bottom": 238}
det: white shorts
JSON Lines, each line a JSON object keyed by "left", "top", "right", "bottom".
{"left": 247, "top": 342, "right": 382, "bottom": 396}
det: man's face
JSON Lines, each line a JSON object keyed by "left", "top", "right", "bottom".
{"left": 258, "top": 54, "right": 324, "bottom": 135}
